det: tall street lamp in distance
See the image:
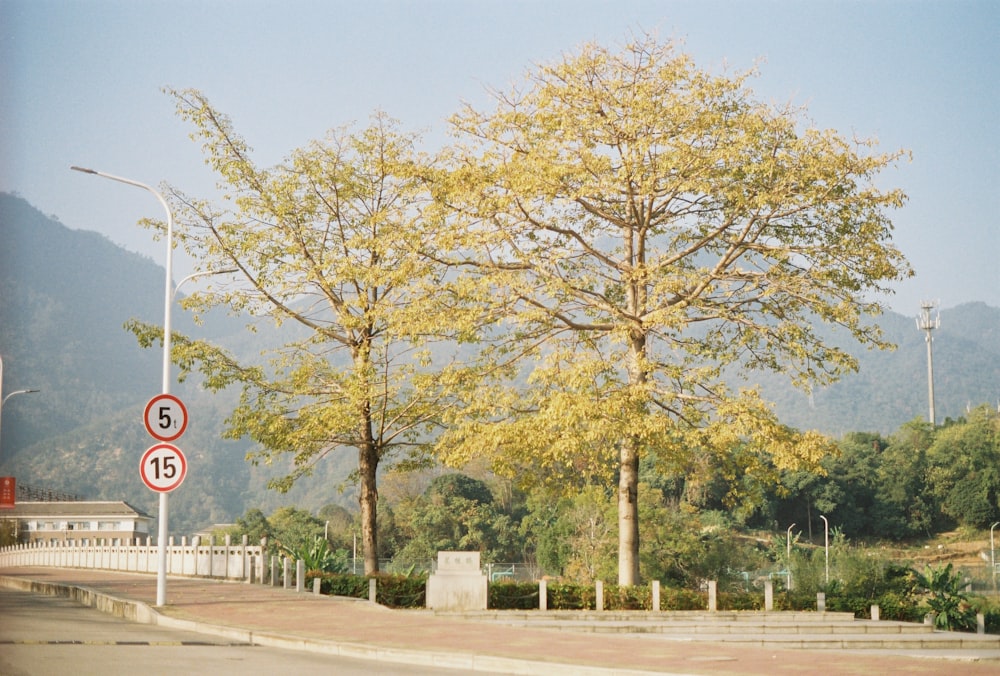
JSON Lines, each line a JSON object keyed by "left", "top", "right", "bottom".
{"left": 786, "top": 523, "right": 796, "bottom": 591}
{"left": 991, "top": 521, "right": 999, "bottom": 593}
{"left": 71, "top": 165, "right": 176, "bottom": 607}
{"left": 819, "top": 515, "right": 830, "bottom": 586}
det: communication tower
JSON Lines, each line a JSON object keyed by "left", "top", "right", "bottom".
{"left": 916, "top": 301, "right": 940, "bottom": 425}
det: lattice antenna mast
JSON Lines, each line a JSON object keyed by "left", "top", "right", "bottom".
{"left": 916, "top": 301, "right": 941, "bottom": 426}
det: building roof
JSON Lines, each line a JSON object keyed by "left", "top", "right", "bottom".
{"left": 0, "top": 501, "right": 153, "bottom": 520}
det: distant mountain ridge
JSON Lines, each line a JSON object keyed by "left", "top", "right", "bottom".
{"left": 752, "top": 302, "right": 1000, "bottom": 435}
{"left": 1, "top": 193, "right": 997, "bottom": 533}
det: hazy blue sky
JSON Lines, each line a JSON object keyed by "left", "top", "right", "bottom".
{"left": 2, "top": 0, "right": 996, "bottom": 315}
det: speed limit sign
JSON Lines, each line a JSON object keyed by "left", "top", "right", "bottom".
{"left": 139, "top": 443, "right": 188, "bottom": 493}
{"left": 144, "top": 394, "right": 188, "bottom": 442}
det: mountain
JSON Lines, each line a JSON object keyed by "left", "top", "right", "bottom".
{"left": 0, "top": 194, "right": 357, "bottom": 535}
{"left": 751, "top": 303, "right": 1000, "bottom": 435}
{"left": 2, "top": 193, "right": 997, "bottom": 533}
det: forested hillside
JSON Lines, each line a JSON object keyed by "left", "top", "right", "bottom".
{"left": 0, "top": 194, "right": 358, "bottom": 533}
{"left": 1, "top": 193, "right": 997, "bottom": 535}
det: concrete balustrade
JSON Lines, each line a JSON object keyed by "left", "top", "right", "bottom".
{"left": 0, "top": 539, "right": 263, "bottom": 582}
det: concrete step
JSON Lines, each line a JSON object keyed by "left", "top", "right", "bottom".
{"left": 657, "top": 633, "right": 1000, "bottom": 651}
{"left": 435, "top": 610, "right": 1000, "bottom": 653}
{"left": 491, "top": 619, "right": 938, "bottom": 635}
{"left": 447, "top": 610, "right": 860, "bottom": 623}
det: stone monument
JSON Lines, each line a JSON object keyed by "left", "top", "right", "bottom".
{"left": 426, "top": 551, "right": 487, "bottom": 611}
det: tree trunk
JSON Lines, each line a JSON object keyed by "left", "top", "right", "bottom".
{"left": 618, "top": 309, "right": 647, "bottom": 586}
{"left": 358, "top": 440, "right": 379, "bottom": 575}
{"left": 618, "top": 438, "right": 640, "bottom": 585}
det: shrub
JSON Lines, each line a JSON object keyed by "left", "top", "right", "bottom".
{"left": 660, "top": 587, "right": 706, "bottom": 611}
{"left": 310, "top": 572, "right": 369, "bottom": 599}
{"left": 717, "top": 591, "right": 764, "bottom": 611}
{"left": 489, "top": 582, "right": 539, "bottom": 609}
{"left": 281, "top": 536, "right": 349, "bottom": 574}
{"left": 914, "top": 563, "right": 977, "bottom": 631}
{"left": 604, "top": 584, "right": 650, "bottom": 610}
{"left": 307, "top": 571, "right": 427, "bottom": 608}
{"left": 373, "top": 573, "right": 427, "bottom": 608}
{"left": 546, "top": 582, "right": 594, "bottom": 610}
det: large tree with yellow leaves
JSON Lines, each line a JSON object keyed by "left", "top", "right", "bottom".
{"left": 132, "top": 92, "right": 481, "bottom": 574}
{"left": 436, "top": 35, "right": 911, "bottom": 584}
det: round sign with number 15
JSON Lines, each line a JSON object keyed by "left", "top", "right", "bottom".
{"left": 140, "top": 443, "right": 188, "bottom": 493}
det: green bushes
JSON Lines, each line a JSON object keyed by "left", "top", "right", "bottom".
{"left": 307, "top": 571, "right": 427, "bottom": 608}
{"left": 913, "top": 563, "right": 977, "bottom": 631}
{"left": 304, "top": 566, "right": 997, "bottom": 634}
{"left": 488, "top": 582, "right": 539, "bottom": 609}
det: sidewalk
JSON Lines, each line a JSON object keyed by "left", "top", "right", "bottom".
{"left": 2, "top": 567, "right": 998, "bottom": 675}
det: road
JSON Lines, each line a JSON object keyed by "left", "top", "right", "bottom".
{"left": 0, "top": 588, "right": 502, "bottom": 675}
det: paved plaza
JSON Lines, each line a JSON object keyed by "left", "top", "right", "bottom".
{"left": 2, "top": 567, "right": 998, "bottom": 675}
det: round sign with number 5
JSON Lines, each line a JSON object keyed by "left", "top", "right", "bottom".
{"left": 140, "top": 443, "right": 187, "bottom": 493}
{"left": 143, "top": 394, "right": 188, "bottom": 442}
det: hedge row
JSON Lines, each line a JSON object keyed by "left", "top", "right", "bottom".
{"left": 306, "top": 571, "right": 426, "bottom": 608}
{"left": 302, "top": 572, "right": 999, "bottom": 631}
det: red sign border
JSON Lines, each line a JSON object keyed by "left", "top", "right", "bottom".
{"left": 139, "top": 443, "right": 188, "bottom": 493}
{"left": 143, "top": 394, "right": 188, "bottom": 442}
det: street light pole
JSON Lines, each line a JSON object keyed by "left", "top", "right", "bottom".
{"left": 991, "top": 521, "right": 999, "bottom": 593}
{"left": 71, "top": 166, "right": 175, "bottom": 607}
{"left": 0, "top": 354, "right": 41, "bottom": 460}
{"left": 786, "top": 523, "right": 796, "bottom": 591}
{"left": 820, "top": 515, "right": 830, "bottom": 586}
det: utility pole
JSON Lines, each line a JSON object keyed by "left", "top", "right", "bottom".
{"left": 916, "top": 301, "right": 940, "bottom": 426}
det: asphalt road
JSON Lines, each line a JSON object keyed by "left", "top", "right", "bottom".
{"left": 0, "top": 588, "right": 503, "bottom": 676}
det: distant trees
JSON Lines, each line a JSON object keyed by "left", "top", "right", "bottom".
{"left": 225, "top": 404, "right": 999, "bottom": 585}
{"left": 769, "top": 405, "right": 1000, "bottom": 538}
{"left": 388, "top": 473, "right": 523, "bottom": 564}
{"left": 928, "top": 406, "right": 1000, "bottom": 529}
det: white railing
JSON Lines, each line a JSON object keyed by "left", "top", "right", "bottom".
{"left": 0, "top": 539, "right": 264, "bottom": 582}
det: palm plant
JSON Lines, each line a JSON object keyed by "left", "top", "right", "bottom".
{"left": 913, "top": 563, "right": 976, "bottom": 631}
{"left": 281, "top": 536, "right": 348, "bottom": 574}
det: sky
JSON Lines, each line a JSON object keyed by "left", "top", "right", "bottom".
{"left": 1, "top": 0, "right": 997, "bottom": 316}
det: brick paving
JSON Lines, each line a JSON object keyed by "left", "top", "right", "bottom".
{"left": 2, "top": 567, "right": 998, "bottom": 675}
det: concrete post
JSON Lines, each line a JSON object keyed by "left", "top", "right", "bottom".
{"left": 978, "top": 613, "right": 985, "bottom": 635}
{"left": 817, "top": 592, "right": 826, "bottom": 612}
{"left": 242, "top": 535, "right": 249, "bottom": 582}
{"left": 271, "top": 556, "right": 279, "bottom": 587}
{"left": 539, "top": 579, "right": 547, "bottom": 611}
{"left": 595, "top": 580, "right": 604, "bottom": 611}
{"left": 283, "top": 558, "right": 291, "bottom": 590}
{"left": 708, "top": 581, "right": 717, "bottom": 612}
{"left": 313, "top": 577, "right": 321, "bottom": 595}
{"left": 871, "top": 605, "right": 880, "bottom": 621}
{"left": 651, "top": 580, "right": 660, "bottom": 611}
{"left": 369, "top": 577, "right": 377, "bottom": 603}
{"left": 764, "top": 580, "right": 774, "bottom": 611}
{"left": 296, "top": 559, "right": 305, "bottom": 592}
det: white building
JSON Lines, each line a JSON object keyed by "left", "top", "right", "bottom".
{"left": 2, "top": 501, "right": 153, "bottom": 546}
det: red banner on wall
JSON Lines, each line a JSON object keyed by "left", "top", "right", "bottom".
{"left": 0, "top": 477, "right": 15, "bottom": 509}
